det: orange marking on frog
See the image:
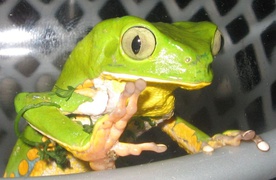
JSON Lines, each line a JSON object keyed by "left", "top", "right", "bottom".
{"left": 27, "top": 148, "right": 39, "bottom": 161}
{"left": 75, "top": 79, "right": 96, "bottom": 98}
{"left": 162, "top": 119, "right": 202, "bottom": 154}
{"left": 76, "top": 79, "right": 94, "bottom": 89}
{"left": 18, "top": 160, "right": 29, "bottom": 176}
{"left": 30, "top": 160, "right": 46, "bottom": 177}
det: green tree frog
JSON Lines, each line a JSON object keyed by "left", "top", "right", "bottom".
{"left": 4, "top": 16, "right": 269, "bottom": 177}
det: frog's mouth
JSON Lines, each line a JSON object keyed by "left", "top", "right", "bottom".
{"left": 100, "top": 72, "right": 211, "bottom": 90}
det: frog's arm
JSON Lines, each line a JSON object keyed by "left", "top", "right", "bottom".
{"left": 13, "top": 91, "right": 93, "bottom": 148}
{"left": 6, "top": 79, "right": 166, "bottom": 175}
{"left": 162, "top": 116, "right": 270, "bottom": 154}
{"left": 4, "top": 91, "right": 92, "bottom": 177}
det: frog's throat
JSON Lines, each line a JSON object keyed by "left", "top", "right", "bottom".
{"left": 100, "top": 72, "right": 211, "bottom": 90}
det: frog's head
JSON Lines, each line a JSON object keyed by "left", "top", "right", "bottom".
{"left": 86, "top": 16, "right": 222, "bottom": 90}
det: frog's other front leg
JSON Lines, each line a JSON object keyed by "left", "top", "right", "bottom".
{"left": 162, "top": 116, "right": 269, "bottom": 154}
{"left": 85, "top": 79, "right": 167, "bottom": 171}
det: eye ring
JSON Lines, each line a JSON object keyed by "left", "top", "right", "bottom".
{"left": 122, "top": 26, "right": 156, "bottom": 60}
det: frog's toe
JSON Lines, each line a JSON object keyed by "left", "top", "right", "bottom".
{"left": 111, "top": 79, "right": 146, "bottom": 120}
{"left": 112, "top": 142, "right": 167, "bottom": 156}
{"left": 134, "top": 78, "right": 147, "bottom": 92}
{"left": 208, "top": 130, "right": 270, "bottom": 152}
{"left": 253, "top": 135, "right": 270, "bottom": 152}
{"left": 202, "top": 144, "right": 214, "bottom": 153}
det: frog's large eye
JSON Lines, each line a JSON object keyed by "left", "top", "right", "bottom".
{"left": 212, "top": 29, "right": 223, "bottom": 55}
{"left": 122, "top": 27, "right": 156, "bottom": 60}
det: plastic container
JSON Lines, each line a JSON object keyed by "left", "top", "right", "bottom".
{"left": 0, "top": 0, "right": 275, "bottom": 179}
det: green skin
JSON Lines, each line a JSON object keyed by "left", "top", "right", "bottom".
{"left": 4, "top": 16, "right": 220, "bottom": 177}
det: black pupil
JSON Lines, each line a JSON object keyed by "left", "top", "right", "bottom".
{"left": 131, "top": 35, "right": 141, "bottom": 54}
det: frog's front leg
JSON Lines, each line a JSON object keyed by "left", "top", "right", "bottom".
{"left": 208, "top": 130, "right": 270, "bottom": 152}
{"left": 162, "top": 116, "right": 269, "bottom": 154}
{"left": 79, "top": 79, "right": 167, "bottom": 170}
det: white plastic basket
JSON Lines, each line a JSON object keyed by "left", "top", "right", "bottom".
{"left": 0, "top": 0, "right": 275, "bottom": 179}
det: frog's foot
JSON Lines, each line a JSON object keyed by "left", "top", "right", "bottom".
{"left": 203, "top": 130, "right": 270, "bottom": 153}
{"left": 88, "top": 79, "right": 166, "bottom": 171}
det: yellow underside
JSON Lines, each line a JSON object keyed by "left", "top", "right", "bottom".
{"left": 101, "top": 73, "right": 210, "bottom": 118}
{"left": 136, "top": 83, "right": 176, "bottom": 117}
